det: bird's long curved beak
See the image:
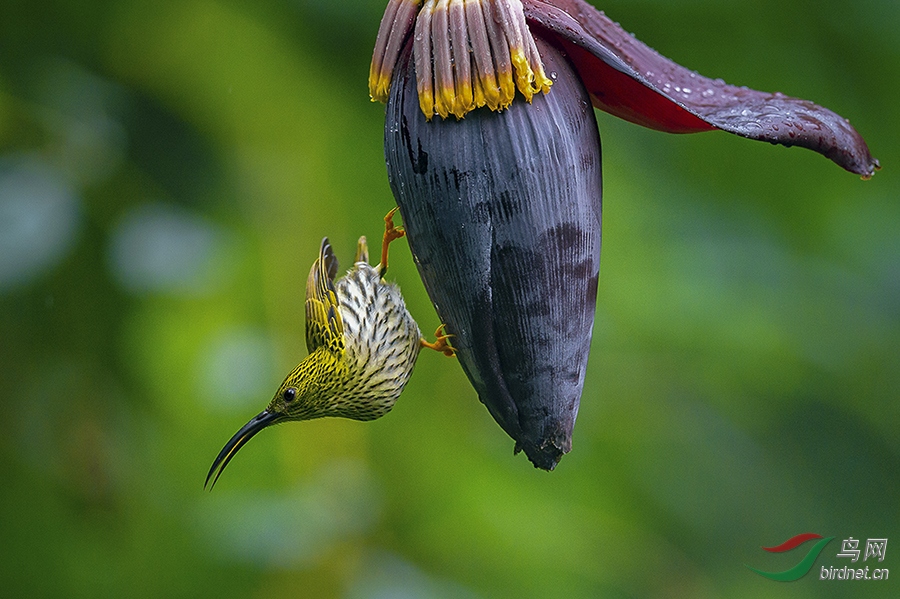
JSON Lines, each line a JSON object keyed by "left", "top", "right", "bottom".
{"left": 204, "top": 409, "right": 284, "bottom": 490}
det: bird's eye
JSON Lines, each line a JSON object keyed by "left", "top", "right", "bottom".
{"left": 282, "top": 387, "right": 296, "bottom": 402}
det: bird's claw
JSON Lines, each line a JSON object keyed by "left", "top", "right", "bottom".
{"left": 380, "top": 207, "right": 406, "bottom": 276}
{"left": 421, "top": 324, "right": 456, "bottom": 357}
{"left": 384, "top": 207, "right": 406, "bottom": 243}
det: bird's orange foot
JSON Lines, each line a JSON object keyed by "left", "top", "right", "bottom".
{"left": 421, "top": 324, "right": 456, "bottom": 357}
{"left": 384, "top": 207, "right": 406, "bottom": 243}
{"left": 380, "top": 207, "right": 406, "bottom": 275}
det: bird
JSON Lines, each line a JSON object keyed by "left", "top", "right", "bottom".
{"left": 205, "top": 208, "right": 453, "bottom": 489}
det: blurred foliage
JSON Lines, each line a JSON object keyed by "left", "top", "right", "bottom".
{"left": 0, "top": 0, "right": 898, "bottom": 597}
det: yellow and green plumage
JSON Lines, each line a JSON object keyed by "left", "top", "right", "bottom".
{"left": 206, "top": 209, "right": 451, "bottom": 488}
{"left": 282, "top": 233, "right": 421, "bottom": 421}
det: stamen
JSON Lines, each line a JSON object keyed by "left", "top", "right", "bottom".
{"left": 494, "top": 0, "right": 532, "bottom": 98}
{"left": 472, "top": 62, "right": 488, "bottom": 109}
{"left": 481, "top": 0, "right": 515, "bottom": 110}
{"left": 523, "top": 22, "right": 552, "bottom": 96}
{"left": 369, "top": 0, "right": 422, "bottom": 103}
{"left": 371, "top": 0, "right": 553, "bottom": 119}
{"left": 432, "top": 0, "right": 455, "bottom": 120}
{"left": 413, "top": 1, "right": 436, "bottom": 117}
{"left": 465, "top": 0, "right": 501, "bottom": 110}
{"left": 449, "top": 0, "right": 473, "bottom": 118}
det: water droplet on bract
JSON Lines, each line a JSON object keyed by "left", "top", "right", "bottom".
{"left": 713, "top": 78, "right": 725, "bottom": 87}
{"left": 682, "top": 87, "right": 691, "bottom": 94}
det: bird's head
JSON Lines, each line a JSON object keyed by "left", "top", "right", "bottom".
{"left": 204, "top": 351, "right": 342, "bottom": 489}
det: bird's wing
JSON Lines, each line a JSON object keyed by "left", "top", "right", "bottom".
{"left": 305, "top": 238, "right": 345, "bottom": 355}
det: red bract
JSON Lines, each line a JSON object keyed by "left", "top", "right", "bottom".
{"left": 522, "top": 0, "right": 878, "bottom": 176}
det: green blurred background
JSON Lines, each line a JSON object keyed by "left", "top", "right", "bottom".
{"left": 1, "top": 0, "right": 897, "bottom": 597}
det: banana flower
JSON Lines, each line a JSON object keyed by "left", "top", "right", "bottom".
{"left": 370, "top": 0, "right": 878, "bottom": 469}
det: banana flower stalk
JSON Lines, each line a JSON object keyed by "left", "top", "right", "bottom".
{"left": 370, "top": 0, "right": 878, "bottom": 470}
